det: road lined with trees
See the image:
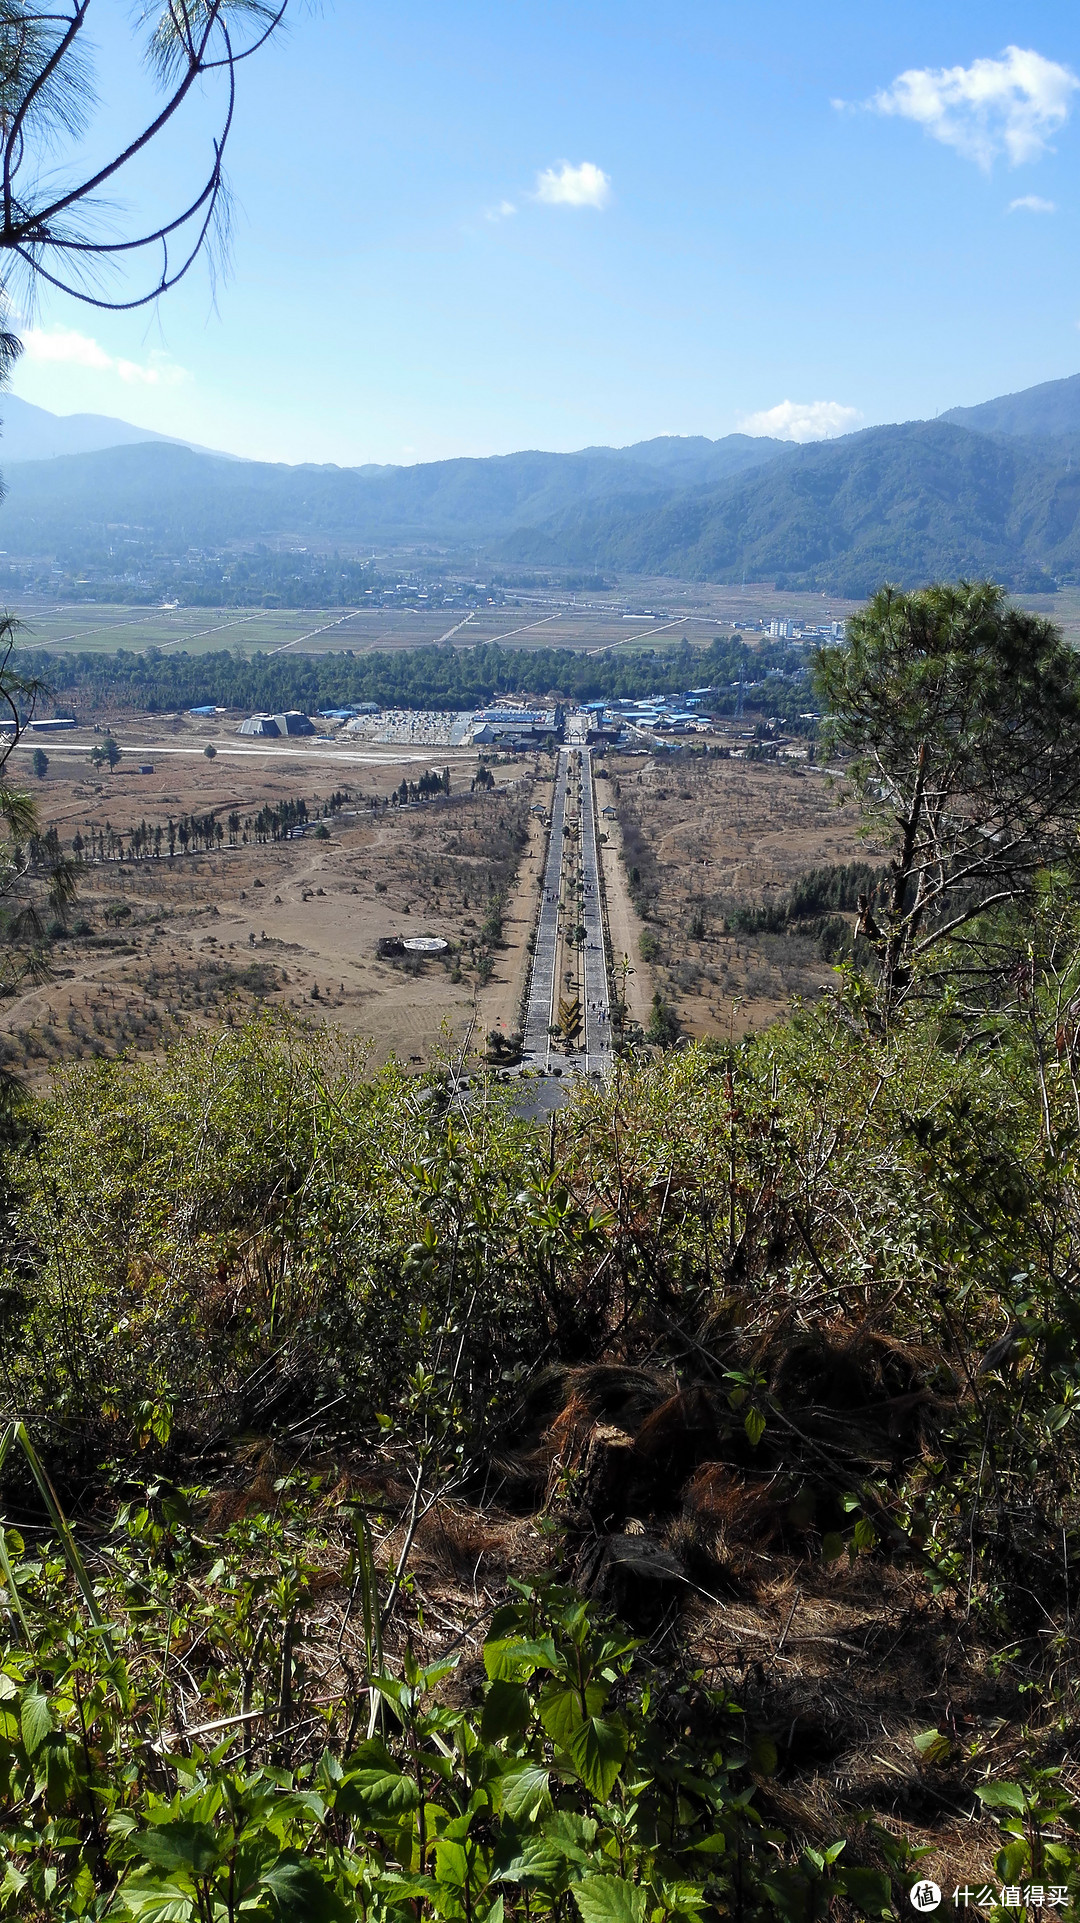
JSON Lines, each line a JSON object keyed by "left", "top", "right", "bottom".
{"left": 521, "top": 746, "right": 611, "bottom": 1074}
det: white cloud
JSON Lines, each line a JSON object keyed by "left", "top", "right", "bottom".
{"left": 534, "top": 161, "right": 611, "bottom": 209}
{"left": 1009, "top": 193, "right": 1056, "bottom": 212}
{"left": 20, "top": 324, "right": 189, "bottom": 387}
{"left": 485, "top": 199, "right": 517, "bottom": 221}
{"left": 737, "top": 399, "right": 862, "bottom": 443}
{"left": 869, "top": 46, "right": 1078, "bottom": 171}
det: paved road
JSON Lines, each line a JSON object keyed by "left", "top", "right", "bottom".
{"left": 522, "top": 751, "right": 570, "bottom": 1065}
{"left": 578, "top": 749, "right": 612, "bottom": 1072}
{"left": 520, "top": 746, "right": 611, "bottom": 1078}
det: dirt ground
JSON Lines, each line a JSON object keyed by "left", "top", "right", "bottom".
{"left": 603, "top": 742, "right": 866, "bottom": 1039}
{"left": 593, "top": 774, "right": 655, "bottom": 1032}
{"left": 477, "top": 773, "right": 555, "bottom": 1047}
{"left": 5, "top": 713, "right": 876, "bottom": 1078}
{"left": 2, "top": 716, "right": 538, "bottom": 1082}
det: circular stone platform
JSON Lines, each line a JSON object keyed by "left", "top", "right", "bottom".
{"left": 402, "top": 936, "right": 449, "bottom": 953}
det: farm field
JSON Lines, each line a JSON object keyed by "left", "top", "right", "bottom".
{"left": 1, "top": 717, "right": 545, "bottom": 1083}
{"left": 4, "top": 590, "right": 841, "bottom": 660}
{"left": 7, "top": 577, "right": 1078, "bottom": 664}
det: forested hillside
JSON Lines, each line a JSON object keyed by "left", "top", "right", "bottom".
{"left": 499, "top": 421, "right": 1080, "bottom": 592}
{"left": 0, "top": 431, "right": 787, "bottom": 554}
{"left": 2, "top": 584, "right": 1080, "bottom": 1918}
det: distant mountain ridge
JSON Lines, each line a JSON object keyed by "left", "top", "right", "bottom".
{"left": 940, "top": 372, "right": 1080, "bottom": 440}
{"left": 7, "top": 370, "right": 1080, "bottom": 592}
{"left": 0, "top": 432, "right": 790, "bottom": 554}
{"left": 0, "top": 393, "right": 233, "bottom": 464}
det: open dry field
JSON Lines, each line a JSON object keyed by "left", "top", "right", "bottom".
{"left": 9, "top": 576, "right": 1075, "bottom": 668}
{"left": 2, "top": 716, "right": 544, "bottom": 1083}
{"left": 601, "top": 743, "right": 866, "bottom": 1039}
{"left": 4, "top": 708, "right": 875, "bottom": 1084}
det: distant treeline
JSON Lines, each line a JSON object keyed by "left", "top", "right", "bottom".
{"left": 17, "top": 635, "right": 812, "bottom": 716}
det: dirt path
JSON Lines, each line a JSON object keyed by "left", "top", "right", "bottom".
{"left": 478, "top": 770, "right": 555, "bottom": 1044}
{"left": 597, "top": 807, "right": 653, "bottom": 1029}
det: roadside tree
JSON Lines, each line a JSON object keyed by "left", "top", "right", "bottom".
{"left": 89, "top": 734, "right": 120, "bottom": 770}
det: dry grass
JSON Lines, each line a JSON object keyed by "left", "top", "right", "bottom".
{"left": 2, "top": 719, "right": 539, "bottom": 1079}
{"left": 604, "top": 745, "right": 866, "bottom": 1037}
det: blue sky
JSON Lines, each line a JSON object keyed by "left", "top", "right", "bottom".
{"left": 9, "top": 0, "right": 1080, "bottom": 465}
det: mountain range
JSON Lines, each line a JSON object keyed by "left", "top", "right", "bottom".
{"left": 7, "top": 375, "right": 1080, "bottom": 592}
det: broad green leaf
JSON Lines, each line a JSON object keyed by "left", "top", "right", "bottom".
{"left": 995, "top": 1839, "right": 1030, "bottom": 1884}
{"left": 744, "top": 1408, "right": 766, "bottom": 1448}
{"left": 913, "top": 1729, "right": 952, "bottom": 1764}
{"left": 750, "top": 1733, "right": 778, "bottom": 1776}
{"left": 483, "top": 1636, "right": 558, "bottom": 1682}
{"left": 338, "top": 1768, "right": 421, "bottom": 1818}
{"left": 835, "top": 1867, "right": 893, "bottom": 1916}
{"left": 492, "top": 1834, "right": 568, "bottom": 1888}
{"left": 261, "top": 1852, "right": 345, "bottom": 1920}
{"left": 435, "top": 1839, "right": 471, "bottom": 1889}
{"left": 573, "top": 1875, "right": 648, "bottom": 1923}
{"left": 538, "top": 1680, "right": 607, "bottom": 1747}
{"left": 481, "top": 1680, "right": 531, "bottom": 1744}
{"left": 564, "top": 1715, "right": 627, "bottom": 1800}
{"left": 544, "top": 1811, "right": 597, "bottom": 1859}
{"left": 135, "top": 1821, "right": 221, "bottom": 1877}
{"left": 498, "top": 1763, "right": 552, "bottom": 1822}
{"left": 976, "top": 1781, "right": 1027, "bottom": 1813}
{"left": 19, "top": 1691, "right": 53, "bottom": 1758}
{"left": 115, "top": 1876, "right": 198, "bottom": 1922}
{"left": 651, "top": 1878, "right": 710, "bottom": 1917}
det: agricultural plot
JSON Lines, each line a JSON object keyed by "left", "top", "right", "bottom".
{"left": 6, "top": 593, "right": 840, "bottom": 661}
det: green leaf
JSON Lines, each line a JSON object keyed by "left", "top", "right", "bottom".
{"left": 498, "top": 1763, "right": 552, "bottom": 1823}
{"left": 744, "top": 1408, "right": 766, "bottom": 1448}
{"left": 913, "top": 1729, "right": 952, "bottom": 1765}
{"left": 435, "top": 1839, "right": 471, "bottom": 1890}
{"left": 492, "top": 1835, "right": 568, "bottom": 1888}
{"left": 995, "top": 1839, "right": 1030, "bottom": 1884}
{"left": 564, "top": 1715, "right": 627, "bottom": 1800}
{"left": 114, "top": 1878, "right": 197, "bottom": 1922}
{"left": 135, "top": 1821, "right": 221, "bottom": 1877}
{"left": 19, "top": 1691, "right": 53, "bottom": 1758}
{"left": 538, "top": 1680, "right": 607, "bottom": 1747}
{"left": 835, "top": 1867, "right": 893, "bottom": 1916}
{"left": 481, "top": 1680, "right": 531, "bottom": 1744}
{"left": 483, "top": 1636, "right": 558, "bottom": 1682}
{"left": 261, "top": 1853, "right": 345, "bottom": 1921}
{"left": 821, "top": 1533, "right": 845, "bottom": 1563}
{"left": 339, "top": 1767, "right": 421, "bottom": 1818}
{"left": 977, "top": 1781, "right": 1028, "bottom": 1813}
{"left": 749, "top": 1733, "right": 778, "bottom": 1777}
{"left": 544, "top": 1811, "right": 598, "bottom": 1859}
{"left": 573, "top": 1875, "right": 648, "bottom": 1923}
